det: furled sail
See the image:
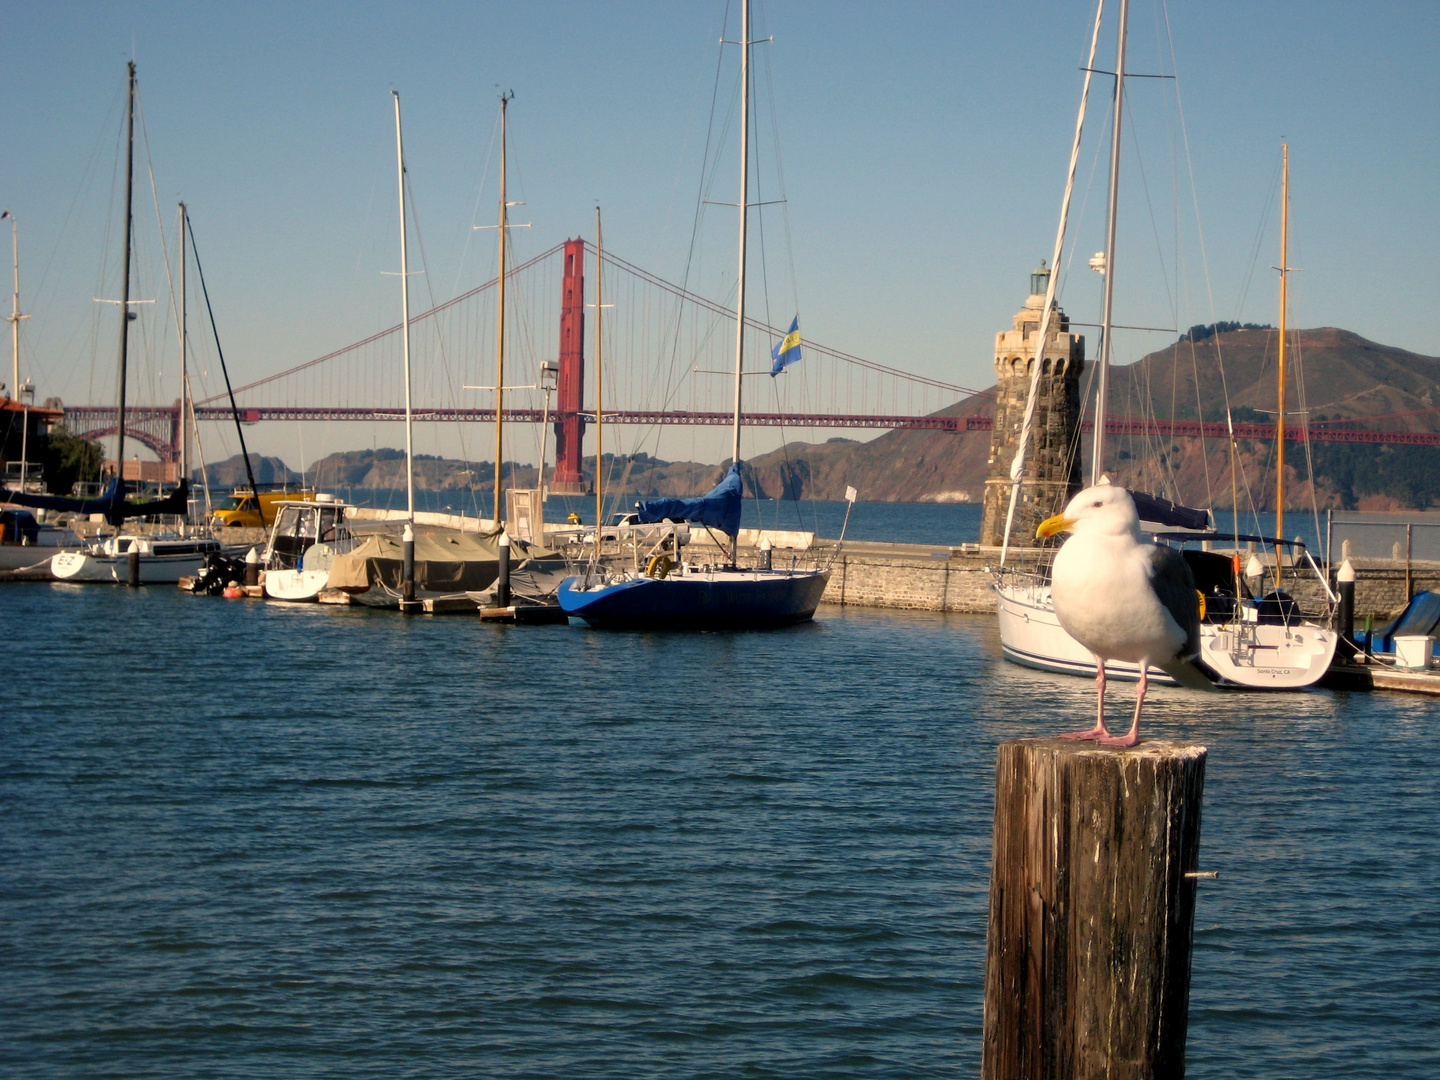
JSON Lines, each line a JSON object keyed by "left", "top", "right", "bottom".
{"left": 0, "top": 478, "right": 189, "bottom": 527}
{"left": 1129, "top": 489, "right": 1212, "bottom": 534}
{"left": 635, "top": 463, "right": 743, "bottom": 537}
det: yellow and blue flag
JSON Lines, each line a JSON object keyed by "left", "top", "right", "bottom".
{"left": 770, "top": 316, "right": 801, "bottom": 377}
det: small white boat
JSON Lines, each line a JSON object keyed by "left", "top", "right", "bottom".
{"left": 51, "top": 532, "right": 222, "bottom": 583}
{"left": 0, "top": 508, "right": 84, "bottom": 573}
{"left": 260, "top": 495, "right": 356, "bottom": 601}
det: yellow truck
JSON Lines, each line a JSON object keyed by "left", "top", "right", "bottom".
{"left": 209, "top": 488, "right": 315, "bottom": 529}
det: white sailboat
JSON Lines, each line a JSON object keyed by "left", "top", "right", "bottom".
{"left": 994, "top": 2, "right": 1336, "bottom": 689}
{"left": 0, "top": 209, "right": 87, "bottom": 573}
{"left": 32, "top": 63, "right": 195, "bottom": 581}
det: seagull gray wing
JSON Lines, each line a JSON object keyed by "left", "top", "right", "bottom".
{"left": 1145, "top": 543, "right": 1200, "bottom": 658}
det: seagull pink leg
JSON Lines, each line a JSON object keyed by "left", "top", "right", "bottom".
{"left": 1061, "top": 658, "right": 1112, "bottom": 740}
{"left": 1101, "top": 663, "right": 1145, "bottom": 747}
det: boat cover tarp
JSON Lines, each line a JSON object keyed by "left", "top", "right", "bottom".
{"left": 0, "top": 478, "right": 190, "bottom": 527}
{"left": 325, "top": 528, "right": 556, "bottom": 595}
{"left": 0, "top": 508, "right": 40, "bottom": 544}
{"left": 1371, "top": 589, "right": 1440, "bottom": 652}
{"left": 636, "top": 463, "right": 742, "bottom": 537}
{"left": 1130, "top": 489, "right": 1211, "bottom": 533}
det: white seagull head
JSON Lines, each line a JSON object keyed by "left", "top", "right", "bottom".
{"left": 1035, "top": 483, "right": 1142, "bottom": 540}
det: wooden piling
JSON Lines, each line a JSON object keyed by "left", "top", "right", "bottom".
{"left": 982, "top": 738, "right": 1208, "bottom": 1080}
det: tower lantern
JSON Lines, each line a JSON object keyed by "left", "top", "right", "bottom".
{"left": 1030, "top": 260, "right": 1051, "bottom": 299}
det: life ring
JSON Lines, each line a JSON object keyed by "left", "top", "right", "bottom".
{"left": 646, "top": 554, "right": 674, "bottom": 579}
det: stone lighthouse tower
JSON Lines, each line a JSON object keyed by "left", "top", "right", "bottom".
{"left": 979, "top": 261, "right": 1085, "bottom": 547}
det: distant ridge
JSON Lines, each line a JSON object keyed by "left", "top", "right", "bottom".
{"left": 742, "top": 326, "right": 1440, "bottom": 510}
{"left": 199, "top": 327, "right": 1440, "bottom": 510}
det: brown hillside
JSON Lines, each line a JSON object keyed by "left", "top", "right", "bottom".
{"left": 741, "top": 327, "right": 1440, "bottom": 507}
{"left": 1108, "top": 327, "right": 1440, "bottom": 431}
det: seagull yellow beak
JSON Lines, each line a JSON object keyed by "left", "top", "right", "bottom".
{"left": 1035, "top": 514, "right": 1076, "bottom": 539}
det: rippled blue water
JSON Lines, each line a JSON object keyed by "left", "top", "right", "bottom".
{"left": 2, "top": 584, "right": 1435, "bottom": 1078}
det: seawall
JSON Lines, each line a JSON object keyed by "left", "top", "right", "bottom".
{"left": 821, "top": 541, "right": 994, "bottom": 613}
{"left": 812, "top": 541, "right": 1440, "bottom": 621}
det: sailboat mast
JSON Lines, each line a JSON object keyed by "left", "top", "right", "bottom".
{"left": 730, "top": 0, "right": 750, "bottom": 469}
{"left": 493, "top": 93, "right": 511, "bottom": 527}
{"left": 8, "top": 211, "right": 27, "bottom": 492}
{"left": 393, "top": 91, "right": 415, "bottom": 524}
{"left": 593, "top": 208, "right": 605, "bottom": 564}
{"left": 7, "top": 212, "right": 21, "bottom": 402}
{"left": 1090, "top": 0, "right": 1127, "bottom": 485}
{"left": 115, "top": 61, "right": 136, "bottom": 483}
{"left": 178, "top": 203, "right": 188, "bottom": 506}
{"left": 1275, "top": 142, "right": 1289, "bottom": 586}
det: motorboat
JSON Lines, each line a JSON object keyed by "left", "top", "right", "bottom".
{"left": 260, "top": 495, "right": 357, "bottom": 601}
{"left": 51, "top": 531, "right": 222, "bottom": 584}
{"left": 0, "top": 507, "right": 84, "bottom": 574}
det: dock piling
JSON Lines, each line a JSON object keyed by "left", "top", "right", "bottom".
{"left": 982, "top": 738, "right": 1208, "bottom": 1080}
{"left": 402, "top": 522, "right": 416, "bottom": 611}
{"left": 497, "top": 531, "right": 511, "bottom": 607}
{"left": 127, "top": 548, "right": 140, "bottom": 587}
{"left": 1338, "top": 558, "right": 1356, "bottom": 652}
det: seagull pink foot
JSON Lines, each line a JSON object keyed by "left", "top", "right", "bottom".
{"left": 1061, "top": 662, "right": 1111, "bottom": 740}
{"left": 1099, "top": 665, "right": 1147, "bottom": 748}
{"left": 1099, "top": 725, "right": 1140, "bottom": 748}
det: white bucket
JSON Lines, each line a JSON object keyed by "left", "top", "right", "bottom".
{"left": 1393, "top": 635, "right": 1434, "bottom": 671}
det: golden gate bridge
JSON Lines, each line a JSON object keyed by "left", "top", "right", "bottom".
{"left": 60, "top": 238, "right": 1440, "bottom": 469}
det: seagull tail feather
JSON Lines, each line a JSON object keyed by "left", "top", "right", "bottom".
{"left": 1157, "top": 655, "right": 1215, "bottom": 692}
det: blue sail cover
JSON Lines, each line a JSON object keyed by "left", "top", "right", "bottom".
{"left": 1129, "top": 489, "right": 1211, "bottom": 533}
{"left": 636, "top": 463, "right": 743, "bottom": 536}
{"left": 0, "top": 478, "right": 190, "bottom": 527}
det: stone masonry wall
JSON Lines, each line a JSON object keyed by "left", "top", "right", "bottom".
{"left": 815, "top": 550, "right": 1440, "bottom": 621}
{"left": 821, "top": 552, "right": 995, "bottom": 613}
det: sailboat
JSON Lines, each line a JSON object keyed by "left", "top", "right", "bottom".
{"left": 557, "top": 0, "right": 830, "bottom": 630}
{"left": 0, "top": 210, "right": 88, "bottom": 573}
{"left": 993, "top": 2, "right": 1336, "bottom": 689}
{"left": 1, "top": 64, "right": 190, "bottom": 532}
{"left": 309, "top": 90, "right": 557, "bottom": 610}
{"left": 1188, "top": 145, "right": 1338, "bottom": 686}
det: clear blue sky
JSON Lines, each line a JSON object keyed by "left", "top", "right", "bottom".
{"left": 4, "top": 1, "right": 1437, "bottom": 468}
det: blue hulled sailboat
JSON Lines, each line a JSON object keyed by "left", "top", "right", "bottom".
{"left": 558, "top": 0, "right": 830, "bottom": 630}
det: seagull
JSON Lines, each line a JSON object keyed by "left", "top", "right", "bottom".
{"left": 1035, "top": 482, "right": 1211, "bottom": 747}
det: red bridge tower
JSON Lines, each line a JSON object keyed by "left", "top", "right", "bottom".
{"left": 551, "top": 238, "right": 586, "bottom": 493}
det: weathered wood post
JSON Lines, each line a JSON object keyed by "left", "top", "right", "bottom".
{"left": 982, "top": 738, "right": 1208, "bottom": 1080}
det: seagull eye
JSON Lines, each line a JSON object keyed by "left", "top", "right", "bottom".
{"left": 1092, "top": 501, "right": 1102, "bottom": 508}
